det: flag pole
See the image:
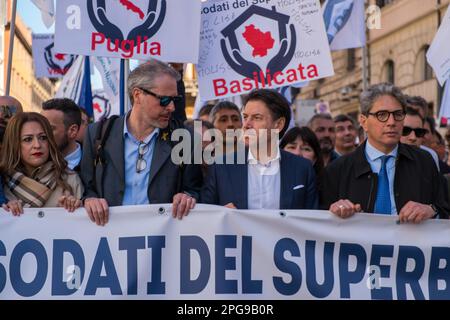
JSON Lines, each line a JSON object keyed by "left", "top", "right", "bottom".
{"left": 362, "top": 0, "right": 369, "bottom": 91}
{"left": 5, "top": 0, "right": 18, "bottom": 95}
{"left": 120, "top": 59, "right": 125, "bottom": 116}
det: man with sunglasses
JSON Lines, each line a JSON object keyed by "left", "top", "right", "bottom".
{"left": 400, "top": 108, "right": 440, "bottom": 169}
{"left": 0, "top": 95, "right": 23, "bottom": 121}
{"left": 80, "top": 59, "right": 202, "bottom": 226}
{"left": 321, "top": 83, "right": 449, "bottom": 222}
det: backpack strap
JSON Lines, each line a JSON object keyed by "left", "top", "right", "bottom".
{"left": 94, "top": 115, "right": 119, "bottom": 166}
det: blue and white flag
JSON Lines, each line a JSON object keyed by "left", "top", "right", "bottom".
{"left": 322, "top": 0, "right": 366, "bottom": 51}
{"left": 55, "top": 56, "right": 93, "bottom": 117}
{"left": 31, "top": 0, "right": 55, "bottom": 29}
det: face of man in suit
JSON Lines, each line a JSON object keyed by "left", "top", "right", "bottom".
{"left": 132, "top": 74, "right": 177, "bottom": 130}
{"left": 242, "top": 100, "right": 285, "bottom": 153}
{"left": 360, "top": 95, "right": 404, "bottom": 154}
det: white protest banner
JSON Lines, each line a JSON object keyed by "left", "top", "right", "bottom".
{"left": 196, "top": 0, "right": 334, "bottom": 100}
{"left": 322, "top": 0, "right": 366, "bottom": 51}
{"left": 54, "top": 0, "right": 201, "bottom": 62}
{"left": 55, "top": 55, "right": 85, "bottom": 100}
{"left": 1, "top": 205, "right": 449, "bottom": 300}
{"left": 427, "top": 6, "right": 450, "bottom": 86}
{"left": 32, "top": 34, "right": 76, "bottom": 78}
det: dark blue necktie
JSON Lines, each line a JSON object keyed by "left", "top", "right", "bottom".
{"left": 374, "top": 155, "right": 392, "bottom": 214}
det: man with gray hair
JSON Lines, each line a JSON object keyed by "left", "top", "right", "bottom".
{"left": 80, "top": 59, "right": 202, "bottom": 226}
{"left": 321, "top": 83, "right": 449, "bottom": 222}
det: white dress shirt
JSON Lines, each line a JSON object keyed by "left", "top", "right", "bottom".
{"left": 247, "top": 147, "right": 281, "bottom": 209}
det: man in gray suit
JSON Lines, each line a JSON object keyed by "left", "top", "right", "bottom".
{"left": 80, "top": 59, "right": 202, "bottom": 226}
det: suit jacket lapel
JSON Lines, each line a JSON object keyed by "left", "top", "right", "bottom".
{"left": 279, "top": 153, "right": 293, "bottom": 209}
{"left": 108, "top": 118, "right": 125, "bottom": 184}
{"left": 148, "top": 137, "right": 171, "bottom": 187}
{"left": 228, "top": 162, "right": 248, "bottom": 209}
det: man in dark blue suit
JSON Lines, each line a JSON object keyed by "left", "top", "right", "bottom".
{"left": 201, "top": 89, "right": 318, "bottom": 210}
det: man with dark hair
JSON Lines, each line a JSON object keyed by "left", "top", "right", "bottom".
{"left": 80, "top": 59, "right": 202, "bottom": 226}
{"left": 209, "top": 101, "right": 242, "bottom": 152}
{"left": 321, "top": 83, "right": 449, "bottom": 222}
{"left": 308, "top": 113, "right": 339, "bottom": 166}
{"left": 41, "top": 98, "right": 82, "bottom": 170}
{"left": 201, "top": 89, "right": 318, "bottom": 210}
{"left": 405, "top": 95, "right": 428, "bottom": 119}
{"left": 334, "top": 114, "right": 357, "bottom": 156}
{"left": 198, "top": 103, "right": 215, "bottom": 121}
{"left": 76, "top": 107, "right": 90, "bottom": 144}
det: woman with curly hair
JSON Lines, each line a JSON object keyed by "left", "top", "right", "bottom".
{"left": 1, "top": 112, "right": 83, "bottom": 215}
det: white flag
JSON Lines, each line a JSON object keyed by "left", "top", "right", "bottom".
{"left": 323, "top": 0, "right": 366, "bottom": 51}
{"left": 55, "top": 56, "right": 84, "bottom": 101}
{"left": 439, "top": 79, "right": 450, "bottom": 119}
{"left": 427, "top": 6, "right": 450, "bottom": 86}
{"left": 31, "top": 0, "right": 55, "bottom": 29}
{"left": 92, "top": 57, "right": 121, "bottom": 120}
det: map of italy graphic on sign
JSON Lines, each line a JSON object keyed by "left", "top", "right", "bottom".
{"left": 242, "top": 24, "right": 275, "bottom": 57}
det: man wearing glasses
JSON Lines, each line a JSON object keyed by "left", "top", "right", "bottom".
{"left": 320, "top": 83, "right": 449, "bottom": 222}
{"left": 80, "top": 59, "right": 202, "bottom": 226}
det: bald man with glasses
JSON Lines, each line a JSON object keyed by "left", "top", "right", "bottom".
{"left": 320, "top": 83, "right": 449, "bottom": 222}
{"left": 80, "top": 59, "right": 202, "bottom": 226}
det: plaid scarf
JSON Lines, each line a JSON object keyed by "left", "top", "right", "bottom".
{"left": 5, "top": 161, "right": 58, "bottom": 207}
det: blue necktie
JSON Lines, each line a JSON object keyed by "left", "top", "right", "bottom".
{"left": 374, "top": 155, "right": 392, "bottom": 214}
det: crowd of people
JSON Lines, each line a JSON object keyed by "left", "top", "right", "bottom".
{"left": 0, "top": 58, "right": 449, "bottom": 225}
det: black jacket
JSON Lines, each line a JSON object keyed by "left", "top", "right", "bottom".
{"left": 320, "top": 142, "right": 450, "bottom": 219}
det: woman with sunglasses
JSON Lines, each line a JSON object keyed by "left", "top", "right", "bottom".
{"left": 0, "top": 113, "right": 83, "bottom": 215}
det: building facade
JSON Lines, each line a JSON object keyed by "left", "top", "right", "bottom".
{"left": 3, "top": 1, "right": 56, "bottom": 111}
{"left": 297, "top": 0, "right": 450, "bottom": 120}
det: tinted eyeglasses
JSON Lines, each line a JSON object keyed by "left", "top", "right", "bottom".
{"left": 136, "top": 142, "right": 149, "bottom": 173}
{"left": 139, "top": 87, "right": 182, "bottom": 107}
{"left": 366, "top": 110, "right": 405, "bottom": 122}
{"left": 402, "top": 126, "right": 427, "bottom": 138}
{"left": 0, "top": 105, "right": 18, "bottom": 119}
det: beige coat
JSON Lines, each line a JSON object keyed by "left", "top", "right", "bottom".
{"left": 5, "top": 171, "right": 84, "bottom": 207}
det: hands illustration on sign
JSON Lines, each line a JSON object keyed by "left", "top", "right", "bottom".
{"left": 87, "top": 0, "right": 125, "bottom": 42}
{"left": 128, "top": 0, "right": 166, "bottom": 42}
{"left": 267, "top": 24, "right": 296, "bottom": 78}
{"left": 221, "top": 38, "right": 263, "bottom": 80}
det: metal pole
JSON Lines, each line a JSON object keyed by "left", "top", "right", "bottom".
{"left": 124, "top": 59, "right": 130, "bottom": 113}
{"left": 5, "top": 0, "right": 17, "bottom": 95}
{"left": 363, "top": 45, "right": 368, "bottom": 91}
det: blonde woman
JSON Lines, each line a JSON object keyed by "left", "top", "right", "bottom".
{"left": 0, "top": 112, "right": 83, "bottom": 215}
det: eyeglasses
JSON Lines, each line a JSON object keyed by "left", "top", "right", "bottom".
{"left": 366, "top": 110, "right": 405, "bottom": 122}
{"left": 402, "top": 126, "right": 427, "bottom": 138}
{"left": 0, "top": 105, "right": 17, "bottom": 119}
{"left": 136, "top": 142, "right": 149, "bottom": 173}
{"left": 138, "top": 87, "right": 182, "bottom": 107}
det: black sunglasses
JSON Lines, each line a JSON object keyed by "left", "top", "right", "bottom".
{"left": 138, "top": 87, "right": 182, "bottom": 107}
{"left": 402, "top": 126, "right": 427, "bottom": 138}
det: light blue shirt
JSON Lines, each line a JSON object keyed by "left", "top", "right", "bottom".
{"left": 365, "top": 141, "right": 398, "bottom": 215}
{"left": 122, "top": 116, "right": 159, "bottom": 205}
{"left": 65, "top": 142, "right": 82, "bottom": 170}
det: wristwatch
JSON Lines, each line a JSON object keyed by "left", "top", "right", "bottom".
{"left": 429, "top": 204, "right": 439, "bottom": 219}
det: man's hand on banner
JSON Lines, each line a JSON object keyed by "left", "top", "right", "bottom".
{"left": 221, "top": 38, "right": 263, "bottom": 80}
{"left": 398, "top": 201, "right": 436, "bottom": 224}
{"left": 84, "top": 197, "right": 109, "bottom": 226}
{"left": 329, "top": 199, "right": 362, "bottom": 218}
{"left": 172, "top": 193, "right": 196, "bottom": 220}
{"left": 225, "top": 203, "right": 237, "bottom": 209}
